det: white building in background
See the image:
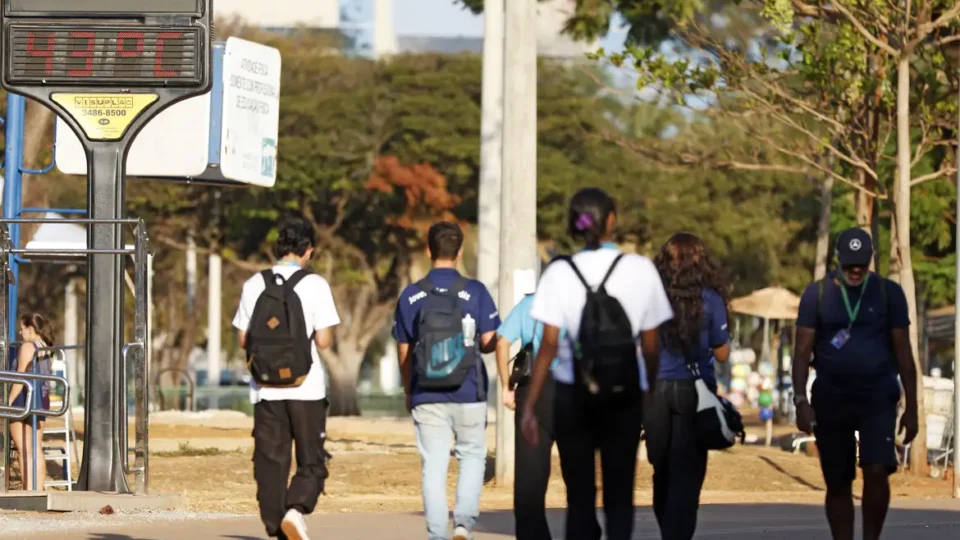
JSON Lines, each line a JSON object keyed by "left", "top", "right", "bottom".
{"left": 215, "top": 0, "right": 595, "bottom": 60}
{"left": 214, "top": 0, "right": 340, "bottom": 29}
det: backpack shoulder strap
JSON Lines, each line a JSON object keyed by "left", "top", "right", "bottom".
{"left": 415, "top": 278, "right": 435, "bottom": 294}
{"left": 449, "top": 276, "right": 469, "bottom": 296}
{"left": 815, "top": 278, "right": 826, "bottom": 327}
{"left": 598, "top": 253, "right": 626, "bottom": 291}
{"left": 283, "top": 268, "right": 311, "bottom": 291}
{"left": 261, "top": 269, "right": 280, "bottom": 290}
{"left": 556, "top": 255, "right": 590, "bottom": 291}
{"left": 879, "top": 276, "right": 890, "bottom": 329}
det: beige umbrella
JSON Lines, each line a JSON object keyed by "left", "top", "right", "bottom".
{"left": 729, "top": 286, "right": 801, "bottom": 321}
{"left": 729, "top": 286, "right": 802, "bottom": 443}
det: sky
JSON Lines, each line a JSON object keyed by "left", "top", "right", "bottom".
{"left": 339, "top": 0, "right": 643, "bottom": 98}
{"left": 346, "top": 0, "right": 630, "bottom": 53}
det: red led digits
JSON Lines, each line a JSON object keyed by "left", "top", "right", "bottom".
{"left": 67, "top": 31, "right": 95, "bottom": 77}
{"left": 26, "top": 31, "right": 55, "bottom": 74}
{"left": 10, "top": 26, "right": 198, "bottom": 84}
{"left": 154, "top": 32, "right": 183, "bottom": 77}
{"left": 117, "top": 31, "right": 145, "bottom": 57}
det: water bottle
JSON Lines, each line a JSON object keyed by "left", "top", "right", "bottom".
{"left": 462, "top": 314, "right": 476, "bottom": 347}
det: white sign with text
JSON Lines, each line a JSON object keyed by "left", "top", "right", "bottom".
{"left": 219, "top": 37, "right": 281, "bottom": 188}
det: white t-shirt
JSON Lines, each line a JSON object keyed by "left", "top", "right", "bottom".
{"left": 232, "top": 265, "right": 341, "bottom": 403}
{"left": 530, "top": 249, "right": 674, "bottom": 390}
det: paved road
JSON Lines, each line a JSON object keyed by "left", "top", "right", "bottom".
{"left": 5, "top": 499, "right": 960, "bottom": 539}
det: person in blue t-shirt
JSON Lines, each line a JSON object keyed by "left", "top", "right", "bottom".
{"left": 792, "top": 228, "right": 918, "bottom": 540}
{"left": 393, "top": 221, "right": 500, "bottom": 540}
{"left": 645, "top": 232, "right": 731, "bottom": 540}
{"left": 495, "top": 288, "right": 563, "bottom": 540}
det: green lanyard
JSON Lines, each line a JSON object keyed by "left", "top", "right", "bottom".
{"left": 838, "top": 273, "right": 870, "bottom": 329}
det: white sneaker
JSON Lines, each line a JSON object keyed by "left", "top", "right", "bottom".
{"left": 280, "top": 508, "right": 309, "bottom": 540}
{"left": 452, "top": 525, "right": 471, "bottom": 540}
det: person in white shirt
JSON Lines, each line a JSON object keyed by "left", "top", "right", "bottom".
{"left": 232, "top": 214, "right": 341, "bottom": 540}
{"left": 520, "top": 188, "right": 673, "bottom": 540}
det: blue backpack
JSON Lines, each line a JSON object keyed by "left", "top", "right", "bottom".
{"left": 413, "top": 277, "right": 483, "bottom": 397}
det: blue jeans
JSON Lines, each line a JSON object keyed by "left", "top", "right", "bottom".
{"left": 412, "top": 401, "right": 487, "bottom": 540}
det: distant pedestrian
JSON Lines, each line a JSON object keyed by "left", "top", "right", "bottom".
{"left": 8, "top": 313, "right": 55, "bottom": 491}
{"left": 520, "top": 188, "right": 673, "bottom": 540}
{"left": 647, "top": 233, "right": 730, "bottom": 540}
{"left": 393, "top": 221, "right": 500, "bottom": 540}
{"left": 233, "top": 214, "right": 341, "bottom": 540}
{"left": 495, "top": 283, "right": 563, "bottom": 540}
{"left": 792, "top": 228, "right": 918, "bottom": 540}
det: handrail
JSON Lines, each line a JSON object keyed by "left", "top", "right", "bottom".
{"left": 3, "top": 248, "right": 137, "bottom": 256}
{"left": 0, "top": 373, "right": 33, "bottom": 421}
{"left": 9, "top": 372, "right": 69, "bottom": 417}
{"left": 15, "top": 208, "right": 87, "bottom": 217}
{"left": 0, "top": 218, "right": 141, "bottom": 225}
{"left": 120, "top": 343, "right": 147, "bottom": 484}
{"left": 24, "top": 345, "right": 73, "bottom": 417}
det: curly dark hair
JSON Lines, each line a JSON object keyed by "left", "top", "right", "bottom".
{"left": 653, "top": 232, "right": 727, "bottom": 355}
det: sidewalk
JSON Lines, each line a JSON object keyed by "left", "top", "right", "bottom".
{"left": 3, "top": 499, "right": 960, "bottom": 539}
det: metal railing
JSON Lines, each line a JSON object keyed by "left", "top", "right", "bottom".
{"left": 0, "top": 373, "right": 33, "bottom": 421}
{"left": 0, "top": 370, "right": 68, "bottom": 492}
{"left": 154, "top": 368, "right": 196, "bottom": 412}
{"left": 121, "top": 342, "right": 149, "bottom": 494}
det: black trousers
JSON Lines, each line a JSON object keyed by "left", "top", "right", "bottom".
{"left": 514, "top": 376, "right": 557, "bottom": 540}
{"left": 645, "top": 379, "right": 708, "bottom": 540}
{"left": 554, "top": 382, "right": 644, "bottom": 540}
{"left": 253, "top": 399, "right": 329, "bottom": 538}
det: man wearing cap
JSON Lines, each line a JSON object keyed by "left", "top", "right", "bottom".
{"left": 791, "top": 228, "right": 918, "bottom": 540}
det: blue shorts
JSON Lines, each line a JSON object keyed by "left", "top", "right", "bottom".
{"left": 812, "top": 385, "right": 899, "bottom": 490}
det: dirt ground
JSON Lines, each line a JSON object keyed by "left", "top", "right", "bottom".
{"left": 15, "top": 410, "right": 948, "bottom": 515}
{"left": 71, "top": 410, "right": 948, "bottom": 514}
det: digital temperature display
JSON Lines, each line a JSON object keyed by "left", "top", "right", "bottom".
{"left": 6, "top": 0, "right": 201, "bottom": 15}
{"left": 5, "top": 25, "right": 203, "bottom": 86}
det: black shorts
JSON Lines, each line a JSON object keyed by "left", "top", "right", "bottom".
{"left": 812, "top": 389, "right": 899, "bottom": 490}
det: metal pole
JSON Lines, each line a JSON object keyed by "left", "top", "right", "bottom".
{"left": 147, "top": 253, "right": 154, "bottom": 412}
{"left": 186, "top": 231, "right": 197, "bottom": 316}
{"left": 76, "top": 144, "right": 131, "bottom": 493}
{"left": 1, "top": 94, "right": 25, "bottom": 493}
{"left": 64, "top": 274, "right": 80, "bottom": 409}
{"left": 3, "top": 94, "right": 26, "bottom": 345}
{"left": 496, "top": 0, "right": 537, "bottom": 487}
{"left": 478, "top": 0, "right": 505, "bottom": 414}
{"left": 953, "top": 83, "right": 960, "bottom": 498}
{"left": 207, "top": 252, "right": 222, "bottom": 389}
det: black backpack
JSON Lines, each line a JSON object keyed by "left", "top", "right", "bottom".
{"left": 558, "top": 254, "right": 640, "bottom": 399}
{"left": 245, "top": 269, "right": 314, "bottom": 387}
{"left": 413, "top": 277, "right": 482, "bottom": 397}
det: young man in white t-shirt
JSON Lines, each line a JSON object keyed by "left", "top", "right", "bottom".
{"left": 232, "top": 215, "right": 341, "bottom": 540}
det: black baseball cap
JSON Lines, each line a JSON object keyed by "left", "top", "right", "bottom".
{"left": 836, "top": 228, "right": 873, "bottom": 267}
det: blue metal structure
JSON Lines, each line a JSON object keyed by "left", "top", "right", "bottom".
{"left": 1, "top": 93, "right": 79, "bottom": 490}
{"left": 3, "top": 94, "right": 26, "bottom": 345}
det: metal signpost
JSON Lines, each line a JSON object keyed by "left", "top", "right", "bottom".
{"left": 1, "top": 0, "right": 213, "bottom": 492}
